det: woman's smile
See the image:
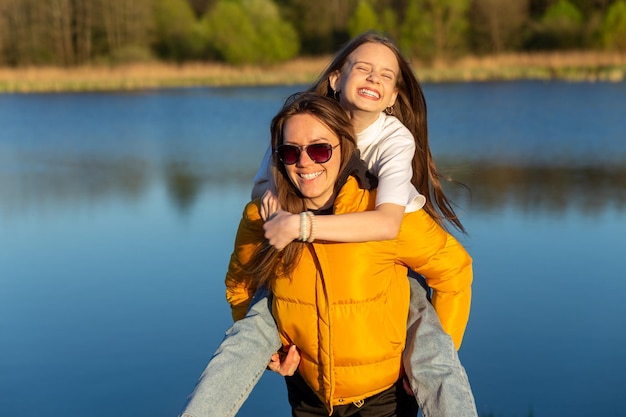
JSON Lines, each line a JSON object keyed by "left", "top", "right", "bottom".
{"left": 298, "top": 170, "right": 323, "bottom": 181}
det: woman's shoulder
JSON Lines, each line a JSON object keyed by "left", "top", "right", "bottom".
{"left": 242, "top": 199, "right": 263, "bottom": 222}
{"left": 334, "top": 177, "right": 376, "bottom": 214}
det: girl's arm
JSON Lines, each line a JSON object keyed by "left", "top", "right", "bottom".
{"left": 251, "top": 146, "right": 272, "bottom": 200}
{"left": 259, "top": 123, "right": 419, "bottom": 248}
{"left": 263, "top": 203, "right": 405, "bottom": 250}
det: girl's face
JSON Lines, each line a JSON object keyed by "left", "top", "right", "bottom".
{"left": 329, "top": 42, "right": 400, "bottom": 116}
{"left": 281, "top": 113, "right": 341, "bottom": 210}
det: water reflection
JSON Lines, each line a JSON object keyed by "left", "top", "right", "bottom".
{"left": 0, "top": 153, "right": 149, "bottom": 217}
{"left": 164, "top": 162, "right": 204, "bottom": 213}
{"left": 3, "top": 152, "right": 624, "bottom": 219}
{"left": 447, "top": 161, "right": 626, "bottom": 215}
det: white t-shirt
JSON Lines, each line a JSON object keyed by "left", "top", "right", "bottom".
{"left": 252, "top": 112, "right": 426, "bottom": 213}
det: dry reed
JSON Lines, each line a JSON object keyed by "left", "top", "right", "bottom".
{"left": 1, "top": 51, "right": 624, "bottom": 93}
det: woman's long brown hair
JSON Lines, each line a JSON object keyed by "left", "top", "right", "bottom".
{"left": 244, "top": 92, "right": 358, "bottom": 287}
{"left": 308, "top": 31, "right": 467, "bottom": 234}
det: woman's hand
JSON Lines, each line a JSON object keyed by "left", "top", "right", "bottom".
{"left": 402, "top": 377, "right": 414, "bottom": 396}
{"left": 263, "top": 209, "right": 299, "bottom": 250}
{"left": 268, "top": 345, "right": 301, "bottom": 376}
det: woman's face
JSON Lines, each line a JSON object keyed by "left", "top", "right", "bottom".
{"left": 329, "top": 42, "right": 400, "bottom": 116}
{"left": 282, "top": 113, "right": 341, "bottom": 210}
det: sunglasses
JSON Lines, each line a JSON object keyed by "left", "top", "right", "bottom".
{"left": 275, "top": 143, "right": 339, "bottom": 165}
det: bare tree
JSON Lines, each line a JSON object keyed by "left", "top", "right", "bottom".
{"left": 1, "top": 0, "right": 29, "bottom": 64}
{"left": 470, "top": 0, "right": 529, "bottom": 53}
{"left": 428, "top": 0, "right": 472, "bottom": 55}
{"left": 74, "top": 0, "right": 94, "bottom": 64}
{"left": 48, "top": 0, "right": 75, "bottom": 65}
{"left": 98, "top": 0, "right": 155, "bottom": 62}
{"left": 100, "top": 0, "right": 124, "bottom": 55}
{"left": 0, "top": 0, "right": 19, "bottom": 64}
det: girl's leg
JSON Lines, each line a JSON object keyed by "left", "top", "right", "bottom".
{"left": 180, "top": 287, "right": 281, "bottom": 417}
{"left": 404, "top": 275, "right": 478, "bottom": 417}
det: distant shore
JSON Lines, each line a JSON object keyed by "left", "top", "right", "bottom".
{"left": 1, "top": 51, "right": 624, "bottom": 93}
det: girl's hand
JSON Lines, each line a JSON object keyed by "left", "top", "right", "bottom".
{"left": 268, "top": 345, "right": 301, "bottom": 376}
{"left": 260, "top": 190, "right": 280, "bottom": 221}
{"left": 263, "top": 209, "right": 299, "bottom": 250}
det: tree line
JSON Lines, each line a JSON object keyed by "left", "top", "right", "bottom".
{"left": 1, "top": 0, "right": 625, "bottom": 67}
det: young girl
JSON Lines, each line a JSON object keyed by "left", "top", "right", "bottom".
{"left": 179, "top": 33, "right": 476, "bottom": 417}
{"left": 255, "top": 32, "right": 463, "bottom": 242}
{"left": 254, "top": 31, "right": 468, "bottom": 347}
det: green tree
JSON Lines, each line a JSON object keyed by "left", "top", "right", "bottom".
{"left": 347, "top": 0, "right": 382, "bottom": 38}
{"left": 249, "top": 0, "right": 300, "bottom": 63}
{"left": 380, "top": 6, "right": 400, "bottom": 41}
{"left": 202, "top": 0, "right": 299, "bottom": 65}
{"left": 202, "top": 0, "right": 255, "bottom": 64}
{"left": 526, "top": 0, "right": 584, "bottom": 49}
{"left": 600, "top": 0, "right": 626, "bottom": 51}
{"left": 153, "top": 0, "right": 205, "bottom": 61}
{"left": 276, "top": 0, "right": 358, "bottom": 54}
{"left": 399, "top": 0, "right": 435, "bottom": 60}
{"left": 543, "top": 0, "right": 583, "bottom": 26}
{"left": 399, "top": 0, "right": 470, "bottom": 61}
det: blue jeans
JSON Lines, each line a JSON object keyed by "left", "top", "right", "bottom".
{"left": 404, "top": 278, "right": 478, "bottom": 417}
{"left": 179, "top": 280, "right": 477, "bottom": 417}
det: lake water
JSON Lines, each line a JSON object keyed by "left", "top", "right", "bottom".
{"left": 1, "top": 81, "right": 625, "bottom": 417}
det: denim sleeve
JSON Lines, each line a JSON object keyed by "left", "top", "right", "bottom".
{"left": 404, "top": 277, "right": 478, "bottom": 417}
{"left": 179, "top": 287, "right": 281, "bottom": 417}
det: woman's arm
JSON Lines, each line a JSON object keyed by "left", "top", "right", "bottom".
{"left": 397, "top": 210, "right": 473, "bottom": 349}
{"left": 225, "top": 201, "right": 265, "bottom": 321}
{"left": 419, "top": 234, "right": 473, "bottom": 349}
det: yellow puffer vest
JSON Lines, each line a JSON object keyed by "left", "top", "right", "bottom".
{"left": 226, "top": 176, "right": 473, "bottom": 412}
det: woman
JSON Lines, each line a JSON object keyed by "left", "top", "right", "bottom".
{"left": 251, "top": 34, "right": 478, "bottom": 417}
{"left": 182, "top": 92, "right": 474, "bottom": 416}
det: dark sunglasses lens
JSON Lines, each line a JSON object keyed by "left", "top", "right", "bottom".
{"left": 277, "top": 145, "right": 299, "bottom": 165}
{"left": 307, "top": 144, "right": 332, "bottom": 163}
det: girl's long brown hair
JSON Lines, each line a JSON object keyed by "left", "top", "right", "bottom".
{"left": 244, "top": 92, "right": 359, "bottom": 287}
{"left": 308, "top": 31, "right": 467, "bottom": 233}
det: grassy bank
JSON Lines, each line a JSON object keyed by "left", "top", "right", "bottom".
{"left": 1, "top": 51, "right": 625, "bottom": 93}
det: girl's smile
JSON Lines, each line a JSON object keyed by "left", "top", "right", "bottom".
{"left": 329, "top": 42, "right": 400, "bottom": 131}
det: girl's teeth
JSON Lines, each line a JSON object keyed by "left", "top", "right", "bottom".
{"left": 359, "top": 89, "right": 379, "bottom": 98}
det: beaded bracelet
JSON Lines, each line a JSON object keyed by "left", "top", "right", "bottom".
{"left": 306, "top": 211, "right": 315, "bottom": 243}
{"left": 300, "top": 211, "right": 308, "bottom": 241}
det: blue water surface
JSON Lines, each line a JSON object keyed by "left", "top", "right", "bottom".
{"left": 1, "top": 81, "right": 625, "bottom": 417}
